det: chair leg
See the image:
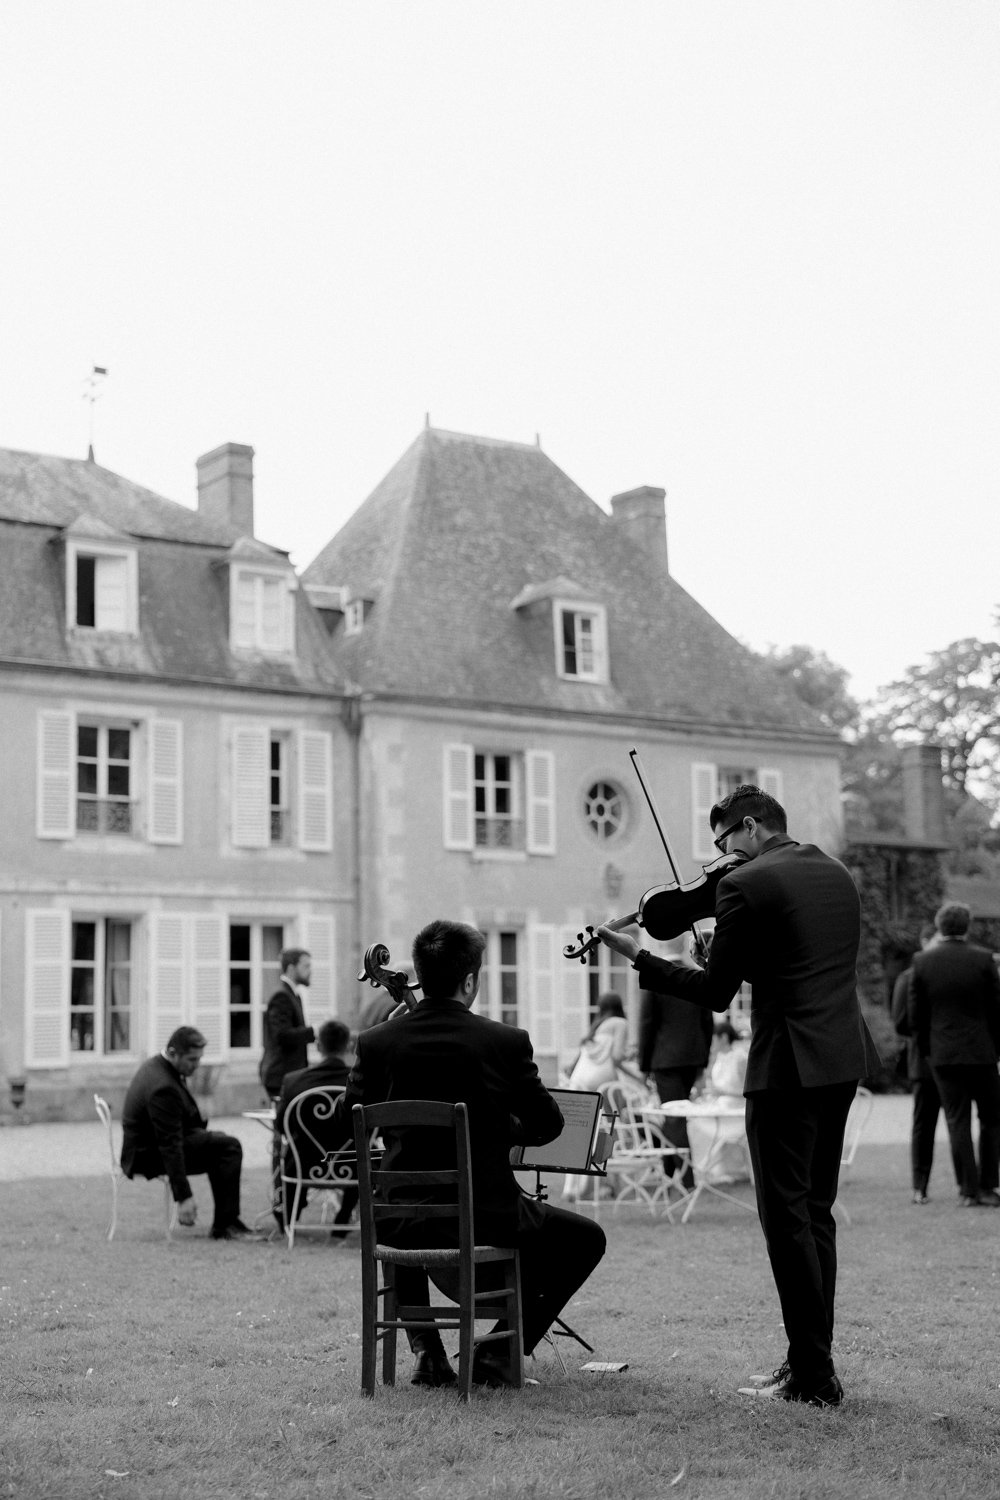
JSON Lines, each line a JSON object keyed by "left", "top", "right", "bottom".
{"left": 360, "top": 1250, "right": 378, "bottom": 1397}
{"left": 506, "top": 1254, "right": 524, "bottom": 1389}
{"left": 457, "top": 1261, "right": 474, "bottom": 1402}
{"left": 286, "top": 1182, "right": 304, "bottom": 1250}
{"left": 163, "top": 1181, "right": 174, "bottom": 1239}
{"left": 381, "top": 1265, "right": 398, "bottom": 1387}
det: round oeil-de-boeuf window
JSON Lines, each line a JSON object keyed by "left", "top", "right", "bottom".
{"left": 584, "top": 781, "right": 628, "bottom": 841}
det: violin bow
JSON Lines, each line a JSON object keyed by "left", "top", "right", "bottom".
{"left": 628, "top": 748, "right": 710, "bottom": 964}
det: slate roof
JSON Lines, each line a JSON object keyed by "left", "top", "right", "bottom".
{"left": 0, "top": 447, "right": 341, "bottom": 694}
{"left": 303, "top": 428, "right": 833, "bottom": 738}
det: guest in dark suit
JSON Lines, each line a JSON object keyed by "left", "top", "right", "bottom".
{"left": 909, "top": 901, "right": 1000, "bottom": 1208}
{"left": 598, "top": 783, "right": 880, "bottom": 1409}
{"left": 334, "top": 919, "right": 607, "bottom": 1388}
{"left": 260, "top": 948, "right": 315, "bottom": 1101}
{"left": 273, "top": 1018, "right": 357, "bottom": 1232}
{"left": 891, "top": 924, "right": 957, "bottom": 1204}
{"left": 638, "top": 935, "right": 714, "bottom": 1189}
{"left": 120, "top": 1025, "right": 253, "bottom": 1241}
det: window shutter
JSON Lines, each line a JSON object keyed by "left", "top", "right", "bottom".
{"left": 231, "top": 726, "right": 270, "bottom": 848}
{"left": 95, "top": 554, "right": 128, "bottom": 631}
{"left": 527, "top": 925, "right": 557, "bottom": 1053}
{"left": 25, "top": 909, "right": 70, "bottom": 1067}
{"left": 190, "top": 915, "right": 226, "bottom": 1063}
{"left": 37, "top": 711, "right": 75, "bottom": 839}
{"left": 525, "top": 750, "right": 556, "bottom": 855}
{"left": 298, "top": 731, "right": 333, "bottom": 852}
{"left": 149, "top": 914, "right": 187, "bottom": 1053}
{"left": 759, "top": 768, "right": 784, "bottom": 805}
{"left": 443, "top": 743, "right": 474, "bottom": 851}
{"left": 301, "top": 914, "right": 335, "bottom": 1016}
{"left": 691, "top": 762, "right": 717, "bottom": 862}
{"left": 559, "top": 927, "right": 590, "bottom": 1071}
{"left": 148, "top": 719, "right": 183, "bottom": 845}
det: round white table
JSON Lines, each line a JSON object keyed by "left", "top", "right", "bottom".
{"left": 644, "top": 1098, "right": 756, "bottom": 1223}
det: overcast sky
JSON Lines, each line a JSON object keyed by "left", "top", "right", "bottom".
{"left": 2, "top": 2, "right": 997, "bottom": 700}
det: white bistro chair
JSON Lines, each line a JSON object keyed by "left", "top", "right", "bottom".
{"left": 94, "top": 1094, "right": 175, "bottom": 1241}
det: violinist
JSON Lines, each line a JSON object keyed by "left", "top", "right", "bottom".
{"left": 597, "top": 783, "right": 880, "bottom": 1410}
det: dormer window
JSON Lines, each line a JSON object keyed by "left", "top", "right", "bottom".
{"left": 555, "top": 602, "right": 608, "bottom": 683}
{"left": 66, "top": 541, "right": 138, "bottom": 634}
{"left": 231, "top": 566, "right": 295, "bottom": 653}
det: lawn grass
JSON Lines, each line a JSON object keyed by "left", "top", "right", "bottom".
{"left": 2, "top": 1147, "right": 999, "bottom": 1500}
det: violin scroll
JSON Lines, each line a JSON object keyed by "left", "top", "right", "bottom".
{"left": 562, "top": 927, "right": 601, "bottom": 964}
{"left": 357, "top": 942, "right": 421, "bottom": 1013}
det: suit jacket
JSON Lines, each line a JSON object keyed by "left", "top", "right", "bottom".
{"left": 635, "top": 837, "right": 880, "bottom": 1092}
{"left": 891, "top": 966, "right": 929, "bottom": 1081}
{"left": 120, "top": 1054, "right": 207, "bottom": 1202}
{"left": 908, "top": 938, "right": 1000, "bottom": 1067}
{"left": 334, "top": 996, "right": 563, "bottom": 1238}
{"left": 260, "top": 980, "right": 314, "bottom": 1094}
{"left": 274, "top": 1054, "right": 352, "bottom": 1141}
{"left": 638, "top": 987, "right": 713, "bottom": 1074}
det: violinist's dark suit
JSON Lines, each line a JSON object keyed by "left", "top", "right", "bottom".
{"left": 334, "top": 995, "right": 607, "bottom": 1355}
{"left": 634, "top": 837, "right": 880, "bottom": 1390}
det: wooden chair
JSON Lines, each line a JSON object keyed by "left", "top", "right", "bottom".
{"left": 279, "top": 1085, "right": 359, "bottom": 1248}
{"left": 94, "top": 1094, "right": 174, "bottom": 1241}
{"left": 352, "top": 1099, "right": 524, "bottom": 1401}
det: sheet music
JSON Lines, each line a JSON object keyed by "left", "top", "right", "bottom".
{"left": 514, "top": 1089, "right": 603, "bottom": 1173}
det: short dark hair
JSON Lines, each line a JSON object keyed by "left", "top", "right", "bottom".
{"left": 596, "top": 992, "right": 625, "bottom": 1020}
{"left": 166, "top": 1025, "right": 206, "bottom": 1054}
{"left": 281, "top": 947, "right": 309, "bottom": 973}
{"left": 935, "top": 902, "right": 971, "bottom": 938}
{"left": 412, "top": 920, "right": 485, "bottom": 998}
{"left": 710, "top": 784, "right": 787, "bottom": 835}
{"left": 316, "top": 1019, "right": 351, "bottom": 1055}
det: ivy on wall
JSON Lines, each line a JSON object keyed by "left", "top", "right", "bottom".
{"left": 840, "top": 842, "right": 946, "bottom": 1091}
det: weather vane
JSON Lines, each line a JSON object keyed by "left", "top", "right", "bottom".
{"left": 82, "top": 365, "right": 108, "bottom": 461}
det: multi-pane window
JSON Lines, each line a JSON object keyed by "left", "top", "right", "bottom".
{"left": 556, "top": 605, "right": 606, "bottom": 682}
{"left": 479, "top": 930, "right": 520, "bottom": 1027}
{"left": 583, "top": 781, "right": 627, "bottom": 841}
{"left": 270, "top": 736, "right": 291, "bottom": 845}
{"left": 71, "top": 548, "right": 135, "bottom": 632}
{"left": 474, "top": 753, "right": 523, "bottom": 850}
{"left": 76, "top": 725, "right": 132, "bottom": 834}
{"left": 228, "top": 922, "right": 285, "bottom": 1050}
{"left": 70, "top": 918, "right": 133, "bottom": 1054}
{"left": 717, "top": 766, "right": 756, "bottom": 799}
{"left": 232, "top": 569, "right": 293, "bottom": 653}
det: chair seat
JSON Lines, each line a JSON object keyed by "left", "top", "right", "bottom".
{"left": 375, "top": 1243, "right": 514, "bottom": 1265}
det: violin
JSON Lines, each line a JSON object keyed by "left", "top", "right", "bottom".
{"left": 563, "top": 853, "right": 743, "bottom": 963}
{"left": 357, "top": 942, "right": 421, "bottom": 1018}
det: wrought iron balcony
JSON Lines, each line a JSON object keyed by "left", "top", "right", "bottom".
{"left": 76, "top": 798, "right": 133, "bottom": 835}
{"left": 474, "top": 816, "right": 525, "bottom": 851}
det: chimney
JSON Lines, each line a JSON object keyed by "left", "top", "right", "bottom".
{"left": 901, "top": 742, "right": 947, "bottom": 844}
{"left": 196, "top": 443, "right": 255, "bottom": 536}
{"left": 610, "top": 486, "right": 668, "bottom": 574}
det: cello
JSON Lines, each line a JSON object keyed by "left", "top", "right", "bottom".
{"left": 357, "top": 943, "right": 421, "bottom": 1019}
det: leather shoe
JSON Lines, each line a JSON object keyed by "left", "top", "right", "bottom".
{"left": 739, "top": 1372, "right": 843, "bottom": 1407}
{"left": 976, "top": 1189, "right": 1000, "bottom": 1207}
{"left": 911, "top": 1190, "right": 929, "bottom": 1205}
{"left": 211, "top": 1219, "right": 260, "bottom": 1241}
{"left": 410, "top": 1348, "right": 457, "bottom": 1387}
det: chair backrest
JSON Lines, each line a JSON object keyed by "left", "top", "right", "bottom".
{"left": 602, "top": 1078, "right": 657, "bottom": 1153}
{"left": 281, "top": 1086, "right": 354, "bottom": 1187}
{"left": 352, "top": 1100, "right": 473, "bottom": 1254}
{"left": 841, "top": 1085, "right": 874, "bottom": 1168}
{"left": 94, "top": 1094, "right": 117, "bottom": 1173}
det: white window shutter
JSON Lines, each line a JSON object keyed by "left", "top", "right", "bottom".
{"left": 37, "top": 711, "right": 75, "bottom": 839}
{"left": 527, "top": 925, "right": 557, "bottom": 1054}
{"left": 298, "top": 731, "right": 333, "bottom": 852}
{"left": 95, "top": 554, "right": 128, "bottom": 631}
{"left": 149, "top": 914, "right": 187, "bottom": 1053}
{"left": 148, "top": 719, "right": 183, "bottom": 845}
{"left": 190, "top": 915, "right": 226, "bottom": 1062}
{"left": 526, "top": 750, "right": 556, "bottom": 855}
{"left": 231, "top": 726, "right": 270, "bottom": 848}
{"left": 759, "top": 768, "right": 784, "bottom": 805}
{"left": 559, "top": 927, "right": 590, "bottom": 1071}
{"left": 301, "top": 914, "right": 335, "bottom": 1016}
{"left": 25, "top": 909, "right": 70, "bottom": 1067}
{"left": 691, "top": 762, "right": 717, "bottom": 862}
{"left": 443, "top": 743, "right": 474, "bottom": 851}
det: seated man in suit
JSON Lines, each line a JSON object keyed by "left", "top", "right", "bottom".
{"left": 273, "top": 1018, "right": 358, "bottom": 1234}
{"left": 336, "top": 919, "right": 607, "bottom": 1387}
{"left": 121, "top": 1026, "right": 254, "bottom": 1241}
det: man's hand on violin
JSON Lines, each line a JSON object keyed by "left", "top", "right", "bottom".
{"left": 595, "top": 917, "right": 641, "bottom": 963}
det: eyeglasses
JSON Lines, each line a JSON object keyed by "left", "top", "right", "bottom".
{"left": 713, "top": 818, "right": 749, "bottom": 853}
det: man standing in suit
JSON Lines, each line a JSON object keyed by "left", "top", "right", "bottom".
{"left": 121, "top": 1026, "right": 254, "bottom": 1240}
{"left": 639, "top": 934, "right": 714, "bottom": 1189}
{"left": 273, "top": 1018, "right": 357, "bottom": 1233}
{"left": 598, "top": 784, "right": 879, "bottom": 1408}
{"left": 335, "top": 919, "right": 607, "bottom": 1388}
{"left": 891, "top": 924, "right": 956, "bottom": 1205}
{"left": 909, "top": 901, "right": 1000, "bottom": 1208}
{"left": 260, "top": 947, "right": 315, "bottom": 1101}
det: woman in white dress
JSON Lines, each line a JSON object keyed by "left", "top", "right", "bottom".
{"left": 562, "top": 994, "right": 628, "bottom": 1200}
